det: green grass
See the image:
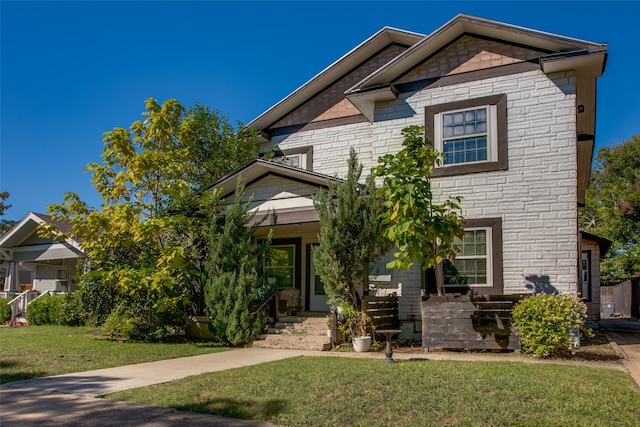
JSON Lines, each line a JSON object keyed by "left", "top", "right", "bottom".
{"left": 109, "top": 356, "right": 640, "bottom": 427}
{"left": 0, "top": 325, "right": 227, "bottom": 384}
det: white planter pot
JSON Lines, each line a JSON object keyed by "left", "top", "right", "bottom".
{"left": 327, "top": 329, "right": 332, "bottom": 337}
{"left": 352, "top": 336, "right": 372, "bottom": 352}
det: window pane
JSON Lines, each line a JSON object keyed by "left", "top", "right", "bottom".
{"left": 465, "top": 124, "right": 477, "bottom": 134}
{"left": 476, "top": 108, "right": 486, "bottom": 121}
{"left": 465, "top": 110, "right": 475, "bottom": 121}
{"left": 267, "top": 268, "right": 294, "bottom": 288}
{"left": 453, "top": 112, "right": 464, "bottom": 124}
{"left": 443, "top": 137, "right": 489, "bottom": 165}
{"left": 268, "top": 247, "right": 294, "bottom": 266}
{"left": 443, "top": 114, "right": 453, "bottom": 126}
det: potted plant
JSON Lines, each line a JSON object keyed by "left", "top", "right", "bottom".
{"left": 338, "top": 302, "right": 374, "bottom": 352}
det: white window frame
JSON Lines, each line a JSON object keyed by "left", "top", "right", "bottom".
{"left": 274, "top": 153, "right": 305, "bottom": 168}
{"left": 444, "top": 226, "right": 493, "bottom": 288}
{"left": 433, "top": 105, "right": 499, "bottom": 167}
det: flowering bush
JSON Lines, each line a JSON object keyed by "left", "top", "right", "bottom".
{"left": 512, "top": 293, "right": 590, "bottom": 358}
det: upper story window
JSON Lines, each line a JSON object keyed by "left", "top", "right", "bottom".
{"left": 425, "top": 94, "right": 507, "bottom": 177}
{"left": 269, "top": 146, "right": 313, "bottom": 171}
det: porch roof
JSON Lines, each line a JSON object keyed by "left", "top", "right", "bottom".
{"left": 207, "top": 159, "right": 339, "bottom": 199}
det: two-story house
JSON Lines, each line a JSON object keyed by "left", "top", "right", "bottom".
{"left": 209, "top": 14, "right": 609, "bottom": 345}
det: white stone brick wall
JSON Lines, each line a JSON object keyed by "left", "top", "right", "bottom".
{"left": 271, "top": 68, "right": 579, "bottom": 320}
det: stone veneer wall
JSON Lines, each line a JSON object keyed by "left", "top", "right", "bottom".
{"left": 270, "top": 68, "right": 578, "bottom": 323}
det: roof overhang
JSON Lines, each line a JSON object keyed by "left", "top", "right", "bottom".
{"left": 581, "top": 231, "right": 613, "bottom": 257}
{"left": 345, "top": 85, "right": 399, "bottom": 121}
{"left": 540, "top": 50, "right": 608, "bottom": 77}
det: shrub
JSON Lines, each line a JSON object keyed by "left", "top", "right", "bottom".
{"left": 512, "top": 293, "right": 590, "bottom": 358}
{"left": 101, "top": 305, "right": 187, "bottom": 342}
{"left": 0, "top": 297, "right": 11, "bottom": 323}
{"left": 77, "top": 270, "right": 121, "bottom": 326}
{"left": 26, "top": 293, "right": 84, "bottom": 326}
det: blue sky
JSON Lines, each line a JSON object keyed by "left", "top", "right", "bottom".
{"left": 1, "top": 1, "right": 638, "bottom": 222}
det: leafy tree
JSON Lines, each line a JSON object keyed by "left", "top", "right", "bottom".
{"left": 40, "top": 98, "right": 258, "bottom": 339}
{"left": 373, "top": 125, "right": 464, "bottom": 296}
{"left": 0, "top": 191, "right": 17, "bottom": 236}
{"left": 580, "top": 135, "right": 640, "bottom": 285}
{"left": 204, "top": 178, "right": 272, "bottom": 346}
{"left": 313, "top": 148, "right": 391, "bottom": 306}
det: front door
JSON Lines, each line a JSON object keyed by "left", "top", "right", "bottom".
{"left": 307, "top": 244, "right": 329, "bottom": 312}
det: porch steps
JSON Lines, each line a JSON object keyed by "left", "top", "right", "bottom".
{"left": 253, "top": 315, "right": 332, "bottom": 351}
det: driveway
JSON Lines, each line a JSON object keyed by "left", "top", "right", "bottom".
{"left": 600, "top": 318, "right": 640, "bottom": 388}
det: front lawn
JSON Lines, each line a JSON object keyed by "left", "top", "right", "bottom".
{"left": 109, "top": 356, "right": 640, "bottom": 427}
{"left": 0, "top": 325, "right": 227, "bottom": 384}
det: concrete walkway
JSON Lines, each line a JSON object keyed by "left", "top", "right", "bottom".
{"left": 2, "top": 321, "right": 638, "bottom": 426}
{"left": 600, "top": 318, "right": 640, "bottom": 388}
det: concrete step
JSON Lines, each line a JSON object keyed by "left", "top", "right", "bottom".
{"left": 254, "top": 316, "right": 332, "bottom": 351}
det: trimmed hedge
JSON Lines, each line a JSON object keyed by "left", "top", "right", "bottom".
{"left": 26, "top": 293, "right": 84, "bottom": 326}
{"left": 0, "top": 297, "right": 11, "bottom": 323}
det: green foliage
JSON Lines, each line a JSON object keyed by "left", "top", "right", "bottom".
{"left": 0, "top": 297, "right": 11, "bottom": 323}
{"left": 204, "top": 178, "right": 272, "bottom": 346}
{"left": 580, "top": 135, "right": 640, "bottom": 285}
{"left": 39, "top": 98, "right": 259, "bottom": 340}
{"left": 99, "top": 267, "right": 189, "bottom": 341}
{"left": 373, "top": 125, "right": 465, "bottom": 295}
{"left": 26, "top": 294, "right": 83, "bottom": 326}
{"left": 76, "top": 270, "right": 120, "bottom": 326}
{"left": 313, "top": 148, "right": 390, "bottom": 305}
{"left": 512, "top": 294, "right": 590, "bottom": 358}
{"left": 0, "top": 191, "right": 17, "bottom": 236}
{"left": 337, "top": 302, "right": 374, "bottom": 339}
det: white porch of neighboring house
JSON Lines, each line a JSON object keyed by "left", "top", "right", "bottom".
{"left": 0, "top": 212, "right": 84, "bottom": 323}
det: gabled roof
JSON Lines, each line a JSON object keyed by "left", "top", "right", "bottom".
{"left": 247, "top": 27, "right": 425, "bottom": 133}
{"left": 0, "top": 212, "right": 81, "bottom": 252}
{"left": 249, "top": 13, "right": 608, "bottom": 131}
{"left": 207, "top": 159, "right": 338, "bottom": 199}
{"left": 581, "top": 231, "right": 613, "bottom": 257}
{"left": 348, "top": 13, "right": 607, "bottom": 93}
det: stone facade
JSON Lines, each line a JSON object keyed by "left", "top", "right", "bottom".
{"left": 220, "top": 16, "right": 607, "bottom": 334}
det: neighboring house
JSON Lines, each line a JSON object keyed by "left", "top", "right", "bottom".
{"left": 209, "top": 14, "right": 609, "bottom": 336}
{"left": 0, "top": 212, "right": 84, "bottom": 322}
{"left": 580, "top": 231, "right": 612, "bottom": 320}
